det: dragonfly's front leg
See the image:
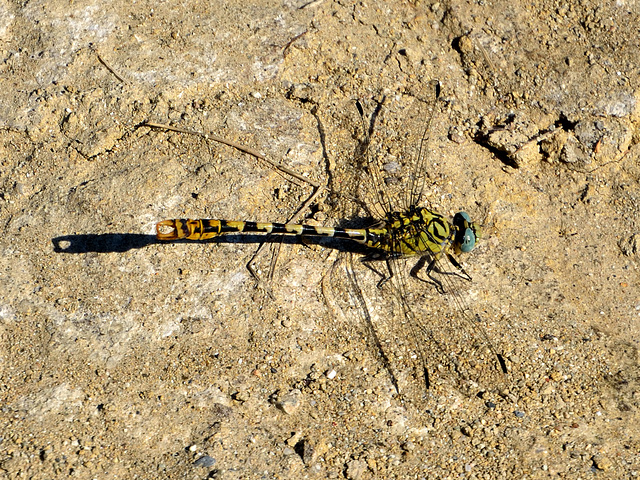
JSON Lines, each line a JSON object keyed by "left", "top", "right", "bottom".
{"left": 445, "top": 253, "right": 473, "bottom": 282}
{"left": 411, "top": 253, "right": 474, "bottom": 294}
{"left": 410, "top": 255, "right": 445, "bottom": 294}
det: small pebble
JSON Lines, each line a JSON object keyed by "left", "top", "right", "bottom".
{"left": 345, "top": 458, "right": 367, "bottom": 480}
{"left": 232, "top": 389, "right": 250, "bottom": 403}
{"left": 592, "top": 454, "right": 613, "bottom": 471}
{"left": 449, "top": 128, "right": 466, "bottom": 144}
{"left": 297, "top": 438, "right": 316, "bottom": 465}
{"left": 276, "top": 389, "right": 301, "bottom": 415}
{"left": 401, "top": 440, "right": 415, "bottom": 452}
{"left": 549, "top": 370, "right": 562, "bottom": 381}
{"left": 193, "top": 455, "right": 216, "bottom": 467}
{"left": 286, "top": 431, "right": 304, "bottom": 447}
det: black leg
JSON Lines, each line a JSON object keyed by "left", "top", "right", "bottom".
{"left": 361, "top": 254, "right": 391, "bottom": 288}
{"left": 410, "top": 255, "right": 445, "bottom": 293}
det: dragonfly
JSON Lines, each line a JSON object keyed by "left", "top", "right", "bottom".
{"left": 155, "top": 80, "right": 507, "bottom": 400}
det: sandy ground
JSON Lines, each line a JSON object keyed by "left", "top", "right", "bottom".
{"left": 1, "top": 0, "right": 640, "bottom": 478}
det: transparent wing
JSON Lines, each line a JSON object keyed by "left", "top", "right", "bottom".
{"left": 395, "top": 83, "right": 507, "bottom": 394}
{"left": 357, "top": 80, "right": 440, "bottom": 218}
{"left": 368, "top": 82, "right": 507, "bottom": 398}
{"left": 392, "top": 250, "right": 508, "bottom": 397}
{"left": 322, "top": 244, "right": 507, "bottom": 405}
{"left": 323, "top": 80, "right": 506, "bottom": 403}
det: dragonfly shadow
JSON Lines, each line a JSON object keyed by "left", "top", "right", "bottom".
{"left": 51, "top": 232, "right": 372, "bottom": 255}
{"left": 52, "top": 234, "right": 159, "bottom": 253}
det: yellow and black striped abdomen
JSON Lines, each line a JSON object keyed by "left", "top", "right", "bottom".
{"left": 156, "top": 218, "right": 371, "bottom": 242}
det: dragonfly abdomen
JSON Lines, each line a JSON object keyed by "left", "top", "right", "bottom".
{"left": 156, "top": 218, "right": 373, "bottom": 242}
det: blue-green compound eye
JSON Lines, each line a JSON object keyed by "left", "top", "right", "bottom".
{"left": 453, "top": 212, "right": 477, "bottom": 253}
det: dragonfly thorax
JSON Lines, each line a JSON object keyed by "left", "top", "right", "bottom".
{"left": 363, "top": 207, "right": 480, "bottom": 257}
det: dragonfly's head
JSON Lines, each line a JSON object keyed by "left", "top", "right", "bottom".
{"left": 453, "top": 212, "right": 481, "bottom": 254}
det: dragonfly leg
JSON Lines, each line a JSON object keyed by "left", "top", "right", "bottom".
{"left": 445, "top": 253, "right": 473, "bottom": 281}
{"left": 411, "top": 251, "right": 474, "bottom": 285}
{"left": 361, "top": 254, "right": 392, "bottom": 288}
{"left": 410, "top": 255, "right": 445, "bottom": 294}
